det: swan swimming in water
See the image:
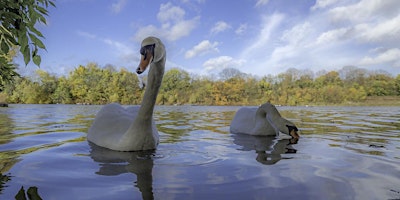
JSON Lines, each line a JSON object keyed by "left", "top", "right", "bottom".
{"left": 87, "top": 36, "right": 165, "bottom": 151}
{"left": 230, "top": 102, "right": 300, "bottom": 139}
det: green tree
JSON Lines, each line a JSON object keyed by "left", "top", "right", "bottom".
{"left": 53, "top": 76, "right": 73, "bottom": 104}
{"left": 69, "top": 63, "right": 113, "bottom": 104}
{"left": 35, "top": 69, "right": 57, "bottom": 103}
{"left": 395, "top": 74, "right": 400, "bottom": 95}
{"left": 159, "top": 68, "right": 191, "bottom": 105}
{"left": 189, "top": 75, "right": 213, "bottom": 105}
{"left": 0, "top": 47, "right": 19, "bottom": 91}
{"left": 69, "top": 65, "right": 90, "bottom": 103}
{"left": 321, "top": 85, "right": 345, "bottom": 104}
{"left": 365, "top": 73, "right": 396, "bottom": 96}
{"left": 108, "top": 68, "right": 141, "bottom": 104}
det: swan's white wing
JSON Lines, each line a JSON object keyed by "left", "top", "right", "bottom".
{"left": 88, "top": 103, "right": 139, "bottom": 148}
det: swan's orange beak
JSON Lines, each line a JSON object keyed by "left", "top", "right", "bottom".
{"left": 136, "top": 53, "right": 152, "bottom": 74}
{"left": 290, "top": 129, "right": 300, "bottom": 139}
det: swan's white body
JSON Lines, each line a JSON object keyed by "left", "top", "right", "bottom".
{"left": 87, "top": 37, "right": 165, "bottom": 151}
{"left": 230, "top": 103, "right": 299, "bottom": 139}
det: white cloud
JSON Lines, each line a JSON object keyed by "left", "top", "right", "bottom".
{"left": 281, "top": 22, "right": 312, "bottom": 45}
{"left": 358, "top": 48, "right": 400, "bottom": 67}
{"left": 315, "top": 27, "right": 349, "bottom": 45}
{"left": 241, "top": 13, "right": 285, "bottom": 58}
{"left": 111, "top": 0, "right": 127, "bottom": 14}
{"left": 355, "top": 14, "right": 400, "bottom": 43}
{"left": 203, "top": 56, "right": 245, "bottom": 72}
{"left": 329, "top": 0, "right": 400, "bottom": 23}
{"left": 76, "top": 31, "right": 134, "bottom": 62}
{"left": 134, "top": 3, "right": 199, "bottom": 42}
{"left": 313, "top": 13, "right": 400, "bottom": 46}
{"left": 255, "top": 0, "right": 269, "bottom": 7}
{"left": 185, "top": 40, "right": 219, "bottom": 59}
{"left": 262, "top": 22, "right": 314, "bottom": 67}
{"left": 157, "top": 2, "right": 185, "bottom": 22}
{"left": 311, "top": 0, "right": 339, "bottom": 10}
{"left": 235, "top": 23, "right": 247, "bottom": 35}
{"left": 103, "top": 39, "right": 133, "bottom": 54}
{"left": 210, "top": 21, "right": 231, "bottom": 35}
{"left": 76, "top": 30, "right": 97, "bottom": 39}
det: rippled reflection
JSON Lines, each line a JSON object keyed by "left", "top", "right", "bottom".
{"left": 279, "top": 106, "right": 400, "bottom": 158}
{"left": 89, "top": 143, "right": 154, "bottom": 200}
{"left": 233, "top": 134, "right": 298, "bottom": 165}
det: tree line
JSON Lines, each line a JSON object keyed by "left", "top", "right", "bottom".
{"left": 1, "top": 63, "right": 400, "bottom": 106}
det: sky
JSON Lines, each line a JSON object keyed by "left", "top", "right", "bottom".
{"left": 17, "top": 0, "right": 400, "bottom": 77}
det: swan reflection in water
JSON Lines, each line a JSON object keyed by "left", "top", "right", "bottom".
{"left": 88, "top": 142, "right": 154, "bottom": 200}
{"left": 232, "top": 134, "right": 298, "bottom": 165}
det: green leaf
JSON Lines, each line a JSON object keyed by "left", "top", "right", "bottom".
{"left": 23, "top": 45, "right": 31, "bottom": 65}
{"left": 32, "top": 46, "right": 38, "bottom": 57}
{"left": 33, "top": 54, "right": 41, "bottom": 66}
{"left": 29, "top": 9, "right": 39, "bottom": 22}
{"left": 1, "top": 40, "right": 10, "bottom": 54}
{"left": 18, "top": 32, "right": 29, "bottom": 48}
{"left": 29, "top": 33, "right": 46, "bottom": 50}
{"left": 38, "top": 16, "right": 47, "bottom": 24}
{"left": 27, "top": 25, "right": 44, "bottom": 38}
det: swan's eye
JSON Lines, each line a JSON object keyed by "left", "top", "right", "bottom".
{"left": 140, "top": 47, "right": 146, "bottom": 56}
{"left": 140, "top": 47, "right": 149, "bottom": 60}
{"left": 140, "top": 44, "right": 156, "bottom": 61}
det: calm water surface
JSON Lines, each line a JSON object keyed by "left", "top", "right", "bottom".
{"left": 0, "top": 104, "right": 399, "bottom": 200}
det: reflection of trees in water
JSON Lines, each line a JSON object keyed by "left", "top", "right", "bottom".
{"left": 0, "top": 112, "right": 14, "bottom": 145}
{"left": 155, "top": 109, "right": 235, "bottom": 143}
{"left": 232, "top": 134, "right": 298, "bottom": 165}
{"left": 0, "top": 105, "right": 95, "bottom": 196}
{"left": 89, "top": 143, "right": 154, "bottom": 200}
{"left": 0, "top": 173, "right": 11, "bottom": 195}
{"left": 0, "top": 111, "right": 15, "bottom": 194}
{"left": 287, "top": 107, "right": 400, "bottom": 156}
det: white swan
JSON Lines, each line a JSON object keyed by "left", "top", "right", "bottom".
{"left": 230, "top": 102, "right": 300, "bottom": 139}
{"left": 87, "top": 36, "right": 166, "bottom": 151}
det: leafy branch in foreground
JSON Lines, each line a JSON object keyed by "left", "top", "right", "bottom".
{"left": 1, "top": 0, "right": 55, "bottom": 66}
{"left": 0, "top": 0, "right": 55, "bottom": 90}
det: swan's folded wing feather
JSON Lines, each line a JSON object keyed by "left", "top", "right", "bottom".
{"left": 230, "top": 107, "right": 257, "bottom": 134}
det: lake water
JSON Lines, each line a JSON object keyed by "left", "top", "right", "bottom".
{"left": 0, "top": 104, "right": 399, "bottom": 200}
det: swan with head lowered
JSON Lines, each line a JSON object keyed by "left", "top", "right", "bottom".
{"left": 230, "top": 102, "right": 300, "bottom": 139}
{"left": 87, "top": 36, "right": 165, "bottom": 151}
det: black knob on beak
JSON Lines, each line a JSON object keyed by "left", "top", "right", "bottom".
{"left": 136, "top": 67, "right": 143, "bottom": 74}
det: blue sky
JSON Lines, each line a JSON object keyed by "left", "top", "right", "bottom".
{"left": 17, "top": 0, "right": 400, "bottom": 77}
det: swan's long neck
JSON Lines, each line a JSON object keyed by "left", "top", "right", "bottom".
{"left": 254, "top": 104, "right": 282, "bottom": 135}
{"left": 259, "top": 103, "right": 294, "bottom": 135}
{"left": 135, "top": 57, "right": 165, "bottom": 122}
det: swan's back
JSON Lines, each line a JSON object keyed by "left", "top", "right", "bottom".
{"left": 88, "top": 103, "right": 140, "bottom": 149}
{"left": 230, "top": 107, "right": 257, "bottom": 134}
